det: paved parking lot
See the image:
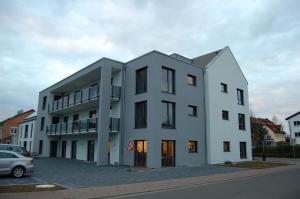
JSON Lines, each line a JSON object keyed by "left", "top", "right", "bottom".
{"left": 0, "top": 158, "right": 245, "bottom": 188}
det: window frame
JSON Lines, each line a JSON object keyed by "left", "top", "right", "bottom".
{"left": 187, "top": 74, "right": 196, "bottom": 86}
{"left": 237, "top": 88, "right": 244, "bottom": 105}
{"left": 162, "top": 66, "right": 175, "bottom": 94}
{"left": 221, "top": 83, "right": 228, "bottom": 93}
{"left": 238, "top": 113, "right": 246, "bottom": 130}
{"left": 188, "top": 105, "right": 197, "bottom": 117}
{"left": 136, "top": 66, "right": 148, "bottom": 94}
{"left": 40, "top": 117, "right": 45, "bottom": 131}
{"left": 222, "top": 110, "right": 229, "bottom": 120}
{"left": 135, "top": 101, "right": 147, "bottom": 129}
{"left": 223, "top": 141, "right": 230, "bottom": 152}
{"left": 161, "top": 101, "right": 176, "bottom": 128}
{"left": 188, "top": 141, "right": 198, "bottom": 153}
{"left": 42, "top": 96, "right": 47, "bottom": 110}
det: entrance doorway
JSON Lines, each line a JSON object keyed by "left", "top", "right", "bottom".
{"left": 49, "top": 140, "right": 58, "bottom": 158}
{"left": 134, "top": 140, "right": 147, "bottom": 167}
{"left": 71, "top": 140, "right": 77, "bottom": 159}
{"left": 87, "top": 140, "right": 95, "bottom": 161}
{"left": 161, "top": 140, "right": 175, "bottom": 167}
{"left": 240, "top": 142, "right": 247, "bottom": 159}
{"left": 61, "top": 141, "right": 66, "bottom": 158}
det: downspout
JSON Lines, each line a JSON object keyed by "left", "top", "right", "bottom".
{"left": 119, "top": 64, "right": 126, "bottom": 165}
{"left": 202, "top": 68, "right": 208, "bottom": 165}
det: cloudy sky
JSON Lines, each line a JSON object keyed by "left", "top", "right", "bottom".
{"left": 0, "top": 0, "right": 299, "bottom": 132}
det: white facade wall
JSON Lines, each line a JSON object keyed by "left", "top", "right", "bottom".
{"left": 287, "top": 113, "right": 300, "bottom": 145}
{"left": 18, "top": 119, "right": 36, "bottom": 152}
{"left": 204, "top": 47, "right": 252, "bottom": 164}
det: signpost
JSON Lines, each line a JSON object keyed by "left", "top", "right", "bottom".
{"left": 127, "top": 140, "right": 134, "bottom": 171}
{"left": 291, "top": 138, "right": 296, "bottom": 163}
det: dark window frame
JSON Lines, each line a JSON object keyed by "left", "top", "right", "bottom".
{"left": 40, "top": 117, "right": 45, "bottom": 131}
{"left": 237, "top": 89, "right": 244, "bottom": 105}
{"left": 162, "top": 66, "right": 175, "bottom": 94}
{"left": 188, "top": 141, "right": 198, "bottom": 153}
{"left": 42, "top": 96, "right": 47, "bottom": 110}
{"left": 221, "top": 83, "right": 228, "bottom": 93}
{"left": 238, "top": 113, "right": 246, "bottom": 130}
{"left": 223, "top": 141, "right": 230, "bottom": 152}
{"left": 136, "top": 66, "right": 147, "bottom": 94}
{"left": 162, "top": 101, "right": 176, "bottom": 128}
{"left": 222, "top": 110, "right": 229, "bottom": 120}
{"left": 187, "top": 74, "right": 196, "bottom": 86}
{"left": 135, "top": 101, "right": 147, "bottom": 128}
{"left": 188, "top": 105, "right": 197, "bottom": 117}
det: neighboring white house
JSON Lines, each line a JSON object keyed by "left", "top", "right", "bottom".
{"left": 34, "top": 46, "right": 252, "bottom": 168}
{"left": 286, "top": 111, "right": 300, "bottom": 145}
{"left": 18, "top": 112, "right": 37, "bottom": 152}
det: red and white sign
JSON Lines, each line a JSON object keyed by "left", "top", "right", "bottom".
{"left": 127, "top": 140, "right": 134, "bottom": 151}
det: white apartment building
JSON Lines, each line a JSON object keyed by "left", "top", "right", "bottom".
{"left": 18, "top": 112, "right": 37, "bottom": 152}
{"left": 286, "top": 111, "right": 300, "bottom": 145}
{"left": 34, "top": 46, "right": 252, "bottom": 168}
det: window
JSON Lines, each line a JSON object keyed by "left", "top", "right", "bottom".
{"left": 187, "top": 74, "right": 196, "bottom": 86}
{"left": 42, "top": 96, "right": 47, "bottom": 110}
{"left": 188, "top": 141, "right": 198, "bottom": 153}
{"left": 188, "top": 105, "right": 197, "bottom": 117}
{"left": 162, "top": 67, "right": 175, "bottom": 94}
{"left": 223, "top": 141, "right": 230, "bottom": 152}
{"left": 40, "top": 117, "right": 45, "bottom": 131}
{"left": 294, "top": 121, "right": 300, "bottom": 126}
{"left": 237, "top": 89, "right": 244, "bottom": 105}
{"left": 240, "top": 142, "right": 247, "bottom": 159}
{"left": 221, "top": 83, "right": 227, "bottom": 93}
{"left": 25, "top": 125, "right": 28, "bottom": 138}
{"left": 136, "top": 67, "right": 147, "bottom": 94}
{"left": 222, "top": 110, "right": 229, "bottom": 120}
{"left": 30, "top": 123, "right": 33, "bottom": 138}
{"left": 295, "top": 132, "right": 300, "bottom": 137}
{"left": 38, "top": 140, "right": 43, "bottom": 155}
{"left": 238, "top": 113, "right": 246, "bottom": 130}
{"left": 135, "top": 101, "right": 147, "bottom": 128}
{"left": 162, "top": 101, "right": 175, "bottom": 128}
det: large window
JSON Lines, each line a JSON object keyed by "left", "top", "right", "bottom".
{"left": 136, "top": 67, "right": 147, "bottom": 94}
{"left": 188, "top": 105, "right": 197, "bottom": 117}
{"left": 223, "top": 141, "right": 230, "bottom": 152}
{"left": 42, "top": 96, "right": 47, "bottom": 110}
{"left": 40, "top": 117, "right": 45, "bottom": 131}
{"left": 162, "top": 67, "right": 175, "bottom": 94}
{"left": 237, "top": 89, "right": 244, "bottom": 105}
{"left": 187, "top": 74, "right": 196, "bottom": 86}
{"left": 162, "top": 101, "right": 175, "bottom": 128}
{"left": 135, "top": 101, "right": 147, "bottom": 128}
{"left": 238, "top": 113, "right": 246, "bottom": 130}
{"left": 188, "top": 141, "right": 198, "bottom": 153}
{"left": 222, "top": 110, "right": 229, "bottom": 120}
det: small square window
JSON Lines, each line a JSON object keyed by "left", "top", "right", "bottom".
{"left": 221, "top": 83, "right": 227, "bottom": 93}
{"left": 223, "top": 141, "right": 230, "bottom": 152}
{"left": 238, "top": 113, "right": 246, "bottom": 130}
{"left": 294, "top": 121, "right": 300, "bottom": 126}
{"left": 188, "top": 141, "right": 198, "bottom": 153}
{"left": 187, "top": 74, "right": 196, "bottom": 86}
{"left": 188, "top": 105, "right": 197, "bottom": 117}
{"left": 222, "top": 110, "right": 229, "bottom": 120}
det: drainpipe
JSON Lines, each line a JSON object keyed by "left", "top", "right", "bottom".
{"left": 119, "top": 64, "right": 126, "bottom": 165}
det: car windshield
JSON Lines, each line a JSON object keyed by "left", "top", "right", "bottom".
{"left": 12, "top": 147, "right": 24, "bottom": 153}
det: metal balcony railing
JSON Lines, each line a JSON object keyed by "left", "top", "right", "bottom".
{"left": 46, "top": 118, "right": 98, "bottom": 136}
{"left": 111, "top": 86, "right": 121, "bottom": 99}
{"left": 110, "top": 118, "right": 120, "bottom": 132}
{"left": 48, "top": 84, "right": 99, "bottom": 113}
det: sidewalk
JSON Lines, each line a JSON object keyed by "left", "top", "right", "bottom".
{"left": 1, "top": 164, "right": 299, "bottom": 199}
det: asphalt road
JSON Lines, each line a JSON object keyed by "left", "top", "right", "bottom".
{"left": 112, "top": 169, "right": 300, "bottom": 199}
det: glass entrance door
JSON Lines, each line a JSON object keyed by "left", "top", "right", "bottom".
{"left": 161, "top": 140, "right": 175, "bottom": 167}
{"left": 61, "top": 141, "right": 66, "bottom": 158}
{"left": 71, "top": 140, "right": 77, "bottom": 159}
{"left": 134, "top": 140, "right": 147, "bottom": 167}
{"left": 49, "top": 140, "right": 58, "bottom": 158}
{"left": 87, "top": 140, "right": 95, "bottom": 161}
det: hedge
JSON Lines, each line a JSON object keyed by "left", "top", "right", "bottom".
{"left": 253, "top": 145, "right": 300, "bottom": 158}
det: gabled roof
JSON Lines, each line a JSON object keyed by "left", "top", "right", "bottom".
{"left": 192, "top": 48, "right": 223, "bottom": 68}
{"left": 0, "top": 109, "right": 35, "bottom": 126}
{"left": 251, "top": 117, "right": 285, "bottom": 135}
{"left": 285, "top": 111, "right": 300, "bottom": 120}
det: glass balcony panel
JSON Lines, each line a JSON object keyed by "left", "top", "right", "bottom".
{"left": 74, "top": 91, "right": 81, "bottom": 104}
{"left": 82, "top": 88, "right": 89, "bottom": 102}
{"left": 73, "top": 121, "right": 79, "bottom": 131}
{"left": 110, "top": 118, "right": 120, "bottom": 132}
{"left": 69, "top": 93, "right": 74, "bottom": 106}
{"left": 79, "top": 120, "right": 87, "bottom": 131}
{"left": 61, "top": 122, "right": 67, "bottom": 133}
{"left": 58, "top": 98, "right": 63, "bottom": 109}
{"left": 54, "top": 100, "right": 58, "bottom": 111}
{"left": 89, "top": 84, "right": 99, "bottom": 99}
{"left": 63, "top": 95, "right": 69, "bottom": 108}
{"left": 112, "top": 86, "right": 121, "bottom": 98}
{"left": 67, "top": 122, "right": 73, "bottom": 133}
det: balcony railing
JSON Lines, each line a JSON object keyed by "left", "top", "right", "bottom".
{"left": 48, "top": 84, "right": 99, "bottom": 113}
{"left": 110, "top": 118, "right": 120, "bottom": 132}
{"left": 46, "top": 118, "right": 97, "bottom": 136}
{"left": 111, "top": 86, "right": 121, "bottom": 99}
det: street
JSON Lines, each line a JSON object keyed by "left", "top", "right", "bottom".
{"left": 112, "top": 169, "right": 300, "bottom": 199}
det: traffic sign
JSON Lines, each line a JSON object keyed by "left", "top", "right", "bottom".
{"left": 127, "top": 140, "right": 134, "bottom": 151}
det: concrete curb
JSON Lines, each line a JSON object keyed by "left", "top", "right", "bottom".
{"left": 1, "top": 164, "right": 299, "bottom": 199}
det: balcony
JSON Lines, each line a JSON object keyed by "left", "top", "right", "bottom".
{"left": 109, "top": 118, "right": 120, "bottom": 133}
{"left": 46, "top": 118, "right": 97, "bottom": 136}
{"left": 48, "top": 84, "right": 99, "bottom": 114}
{"left": 111, "top": 86, "right": 121, "bottom": 101}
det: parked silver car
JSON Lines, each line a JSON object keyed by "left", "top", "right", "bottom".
{"left": 0, "top": 144, "right": 32, "bottom": 157}
{"left": 0, "top": 150, "right": 34, "bottom": 178}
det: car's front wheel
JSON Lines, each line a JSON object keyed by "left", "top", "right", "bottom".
{"left": 12, "top": 166, "right": 25, "bottom": 178}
